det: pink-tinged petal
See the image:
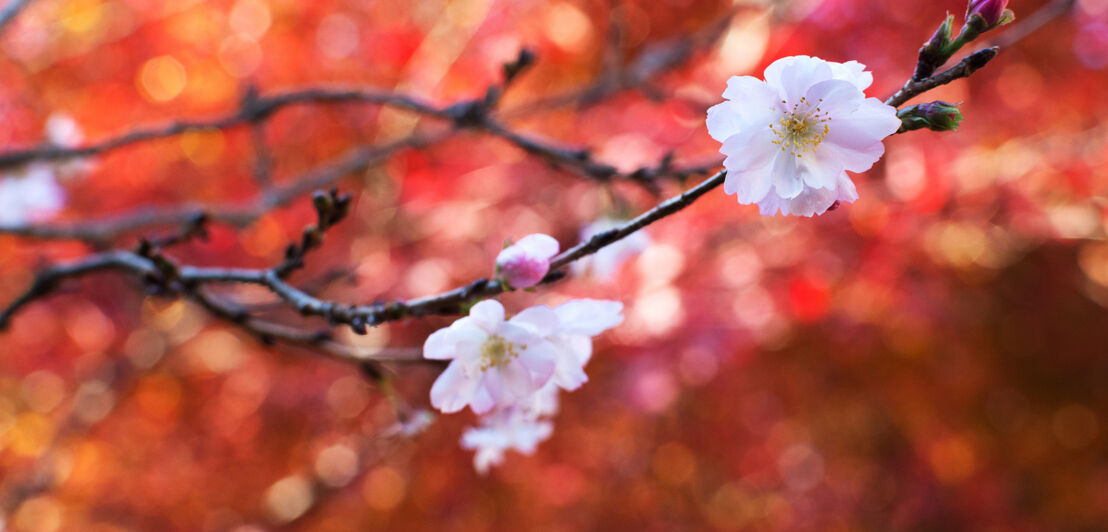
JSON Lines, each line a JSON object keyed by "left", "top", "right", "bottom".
{"left": 468, "top": 300, "right": 505, "bottom": 332}
{"left": 510, "top": 305, "right": 559, "bottom": 337}
{"left": 782, "top": 184, "right": 839, "bottom": 217}
{"left": 553, "top": 299, "right": 624, "bottom": 336}
{"left": 721, "top": 125, "right": 779, "bottom": 173}
{"left": 800, "top": 149, "right": 844, "bottom": 190}
{"left": 757, "top": 192, "right": 786, "bottom": 216}
{"left": 820, "top": 140, "right": 885, "bottom": 173}
{"left": 471, "top": 387, "right": 495, "bottom": 414}
{"left": 763, "top": 56, "right": 833, "bottom": 103}
{"left": 828, "top": 60, "right": 873, "bottom": 90}
{"left": 499, "top": 360, "right": 535, "bottom": 398}
{"left": 826, "top": 98, "right": 900, "bottom": 150}
{"left": 706, "top": 101, "right": 745, "bottom": 143}
{"left": 481, "top": 370, "right": 509, "bottom": 408}
{"left": 725, "top": 163, "right": 775, "bottom": 205}
{"left": 552, "top": 341, "right": 589, "bottom": 391}
{"left": 836, "top": 173, "right": 860, "bottom": 203}
{"left": 722, "top": 75, "right": 777, "bottom": 103}
{"left": 518, "top": 341, "right": 556, "bottom": 385}
{"left": 444, "top": 319, "right": 488, "bottom": 345}
{"left": 512, "top": 233, "right": 559, "bottom": 259}
{"left": 804, "top": 79, "right": 862, "bottom": 116}
{"left": 423, "top": 328, "right": 455, "bottom": 360}
{"left": 430, "top": 362, "right": 479, "bottom": 413}
{"left": 771, "top": 153, "right": 802, "bottom": 199}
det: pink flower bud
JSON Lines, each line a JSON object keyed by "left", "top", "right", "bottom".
{"left": 496, "top": 234, "right": 559, "bottom": 288}
{"left": 970, "top": 0, "right": 1014, "bottom": 31}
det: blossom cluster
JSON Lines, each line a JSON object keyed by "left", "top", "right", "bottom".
{"left": 0, "top": 114, "right": 90, "bottom": 225}
{"left": 426, "top": 232, "right": 627, "bottom": 473}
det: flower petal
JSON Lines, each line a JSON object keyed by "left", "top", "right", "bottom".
{"left": 423, "top": 327, "right": 456, "bottom": 360}
{"left": 552, "top": 299, "right": 624, "bottom": 336}
{"left": 512, "top": 233, "right": 559, "bottom": 260}
{"left": 764, "top": 56, "right": 833, "bottom": 103}
{"left": 430, "top": 362, "right": 479, "bottom": 413}
{"left": 510, "top": 305, "right": 560, "bottom": 337}
{"left": 828, "top": 60, "right": 873, "bottom": 90}
{"left": 468, "top": 300, "right": 505, "bottom": 332}
{"left": 827, "top": 98, "right": 900, "bottom": 150}
{"left": 500, "top": 360, "right": 535, "bottom": 399}
{"left": 721, "top": 124, "right": 779, "bottom": 173}
{"left": 771, "top": 152, "right": 803, "bottom": 199}
{"left": 805, "top": 79, "right": 863, "bottom": 116}
{"left": 800, "top": 149, "right": 845, "bottom": 190}
{"left": 518, "top": 341, "right": 557, "bottom": 386}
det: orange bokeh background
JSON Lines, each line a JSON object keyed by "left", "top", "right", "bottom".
{"left": 2, "top": 0, "right": 1108, "bottom": 529}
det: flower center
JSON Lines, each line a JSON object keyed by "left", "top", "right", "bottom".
{"left": 480, "top": 334, "right": 522, "bottom": 371}
{"left": 770, "top": 97, "right": 831, "bottom": 158}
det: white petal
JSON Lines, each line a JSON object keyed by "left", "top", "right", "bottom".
{"left": 725, "top": 162, "right": 775, "bottom": 204}
{"left": 499, "top": 360, "right": 535, "bottom": 399}
{"left": 826, "top": 98, "right": 900, "bottom": 150}
{"left": 553, "top": 299, "right": 624, "bottom": 336}
{"left": 512, "top": 233, "right": 559, "bottom": 259}
{"left": 828, "top": 60, "right": 873, "bottom": 90}
{"left": 423, "top": 327, "right": 456, "bottom": 360}
{"left": 518, "top": 341, "right": 557, "bottom": 385}
{"left": 821, "top": 141, "right": 885, "bottom": 174}
{"left": 764, "top": 56, "right": 833, "bottom": 103}
{"left": 720, "top": 125, "right": 779, "bottom": 173}
{"left": 771, "top": 153, "right": 803, "bottom": 199}
{"left": 480, "top": 370, "right": 509, "bottom": 408}
{"left": 468, "top": 300, "right": 505, "bottom": 332}
{"left": 836, "top": 173, "right": 860, "bottom": 203}
{"left": 510, "top": 305, "right": 559, "bottom": 337}
{"left": 782, "top": 185, "right": 838, "bottom": 217}
{"left": 722, "top": 75, "right": 777, "bottom": 102}
{"left": 800, "top": 149, "right": 844, "bottom": 190}
{"left": 804, "top": 79, "right": 862, "bottom": 116}
{"left": 430, "top": 362, "right": 479, "bottom": 414}
{"left": 471, "top": 386, "right": 495, "bottom": 414}
{"left": 706, "top": 101, "right": 745, "bottom": 143}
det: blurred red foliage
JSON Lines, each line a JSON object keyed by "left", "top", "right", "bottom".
{"left": 2, "top": 0, "right": 1108, "bottom": 530}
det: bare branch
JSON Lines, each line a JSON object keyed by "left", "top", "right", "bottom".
{"left": 886, "top": 47, "right": 999, "bottom": 108}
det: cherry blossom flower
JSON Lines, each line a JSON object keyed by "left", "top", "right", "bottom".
{"left": 496, "top": 233, "right": 559, "bottom": 289}
{"left": 424, "top": 300, "right": 558, "bottom": 414}
{"left": 0, "top": 164, "right": 66, "bottom": 225}
{"left": 514, "top": 299, "right": 624, "bottom": 391}
{"left": 461, "top": 409, "right": 553, "bottom": 474}
{"left": 707, "top": 56, "right": 901, "bottom": 217}
{"left": 571, "top": 218, "right": 650, "bottom": 281}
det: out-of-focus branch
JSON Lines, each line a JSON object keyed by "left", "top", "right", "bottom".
{"left": 990, "top": 0, "right": 1076, "bottom": 50}
{"left": 0, "top": 87, "right": 446, "bottom": 170}
{"left": 0, "top": 0, "right": 31, "bottom": 33}
{"left": 0, "top": 133, "right": 436, "bottom": 243}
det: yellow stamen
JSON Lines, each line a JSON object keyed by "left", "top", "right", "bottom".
{"left": 769, "top": 97, "right": 831, "bottom": 159}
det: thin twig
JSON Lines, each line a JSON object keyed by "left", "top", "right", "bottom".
{"left": 885, "top": 47, "right": 999, "bottom": 108}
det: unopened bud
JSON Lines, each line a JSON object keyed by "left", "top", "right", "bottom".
{"left": 965, "top": 0, "right": 1014, "bottom": 33}
{"left": 915, "top": 13, "right": 955, "bottom": 80}
{"left": 495, "top": 233, "right": 559, "bottom": 289}
{"left": 897, "top": 101, "right": 964, "bottom": 132}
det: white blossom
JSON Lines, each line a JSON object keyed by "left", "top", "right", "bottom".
{"left": 707, "top": 56, "right": 901, "bottom": 217}
{"left": 513, "top": 299, "right": 624, "bottom": 391}
{"left": 424, "top": 300, "right": 558, "bottom": 415}
{"left": 461, "top": 409, "right": 553, "bottom": 474}
{"left": 496, "top": 233, "right": 559, "bottom": 289}
{"left": 571, "top": 218, "right": 650, "bottom": 281}
{"left": 0, "top": 164, "right": 65, "bottom": 225}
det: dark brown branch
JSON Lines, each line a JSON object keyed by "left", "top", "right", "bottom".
{"left": 0, "top": 133, "right": 436, "bottom": 242}
{"left": 0, "top": 87, "right": 447, "bottom": 170}
{"left": 885, "top": 47, "right": 998, "bottom": 108}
